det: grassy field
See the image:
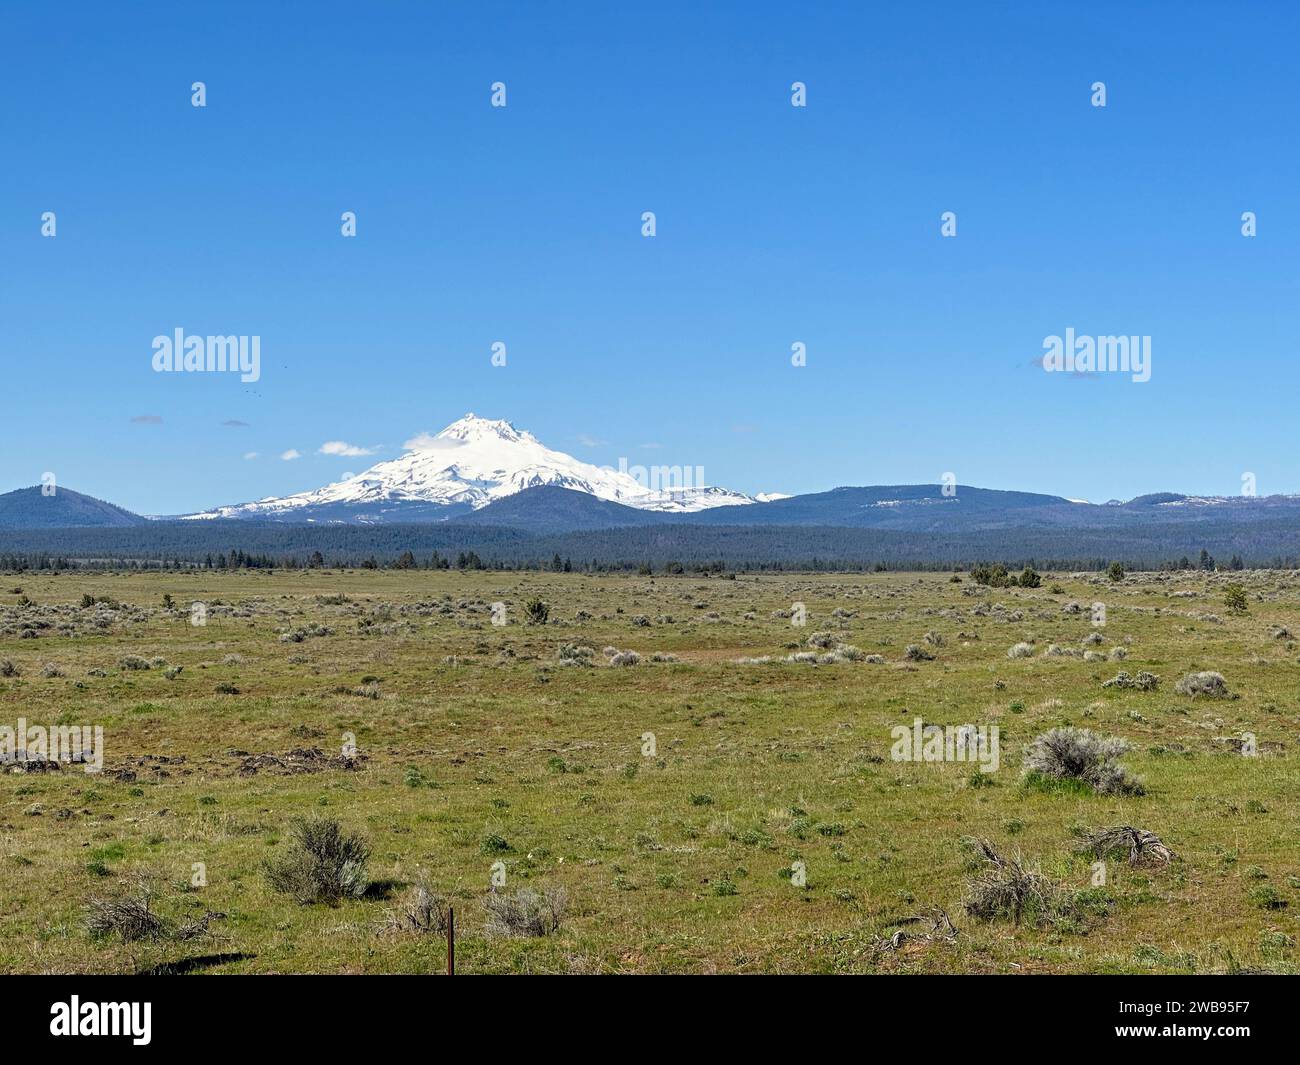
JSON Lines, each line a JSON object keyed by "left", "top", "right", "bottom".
{"left": 1, "top": 567, "right": 1297, "bottom": 974}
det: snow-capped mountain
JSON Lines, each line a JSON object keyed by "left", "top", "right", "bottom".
{"left": 184, "top": 414, "right": 760, "bottom": 522}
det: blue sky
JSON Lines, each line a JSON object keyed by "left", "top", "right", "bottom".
{"left": 2, "top": 1, "right": 1297, "bottom": 515}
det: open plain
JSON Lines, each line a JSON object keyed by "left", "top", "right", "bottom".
{"left": 1, "top": 568, "right": 1297, "bottom": 974}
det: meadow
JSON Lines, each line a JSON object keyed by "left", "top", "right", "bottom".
{"left": 1, "top": 567, "right": 1297, "bottom": 974}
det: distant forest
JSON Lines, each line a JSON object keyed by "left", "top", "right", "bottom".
{"left": 0, "top": 521, "right": 1290, "bottom": 573}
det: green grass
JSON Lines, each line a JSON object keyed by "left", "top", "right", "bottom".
{"left": 1, "top": 567, "right": 1298, "bottom": 973}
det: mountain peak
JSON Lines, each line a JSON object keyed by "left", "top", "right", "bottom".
{"left": 182, "top": 413, "right": 758, "bottom": 521}
{"left": 436, "top": 413, "right": 532, "bottom": 445}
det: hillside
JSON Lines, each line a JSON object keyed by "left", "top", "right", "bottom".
{"left": 0, "top": 486, "right": 148, "bottom": 529}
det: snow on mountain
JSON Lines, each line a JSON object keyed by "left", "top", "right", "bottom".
{"left": 184, "top": 414, "right": 759, "bottom": 520}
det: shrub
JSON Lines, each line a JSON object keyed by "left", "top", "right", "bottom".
{"left": 1102, "top": 670, "right": 1159, "bottom": 691}
{"left": 556, "top": 643, "right": 595, "bottom": 667}
{"left": 1174, "top": 671, "right": 1232, "bottom": 698}
{"left": 524, "top": 598, "right": 550, "bottom": 625}
{"left": 0, "top": 660, "right": 21, "bottom": 677}
{"left": 1018, "top": 567, "right": 1041, "bottom": 588}
{"left": 85, "top": 884, "right": 167, "bottom": 943}
{"left": 1223, "top": 584, "right": 1248, "bottom": 613}
{"left": 118, "top": 655, "right": 151, "bottom": 671}
{"left": 1075, "top": 825, "right": 1174, "bottom": 867}
{"left": 1107, "top": 561, "right": 1125, "bottom": 582}
{"left": 85, "top": 874, "right": 223, "bottom": 944}
{"left": 609, "top": 650, "right": 640, "bottom": 667}
{"left": 1022, "top": 727, "right": 1144, "bottom": 795}
{"left": 264, "top": 817, "right": 370, "bottom": 904}
{"left": 1249, "top": 884, "right": 1287, "bottom": 910}
{"left": 483, "top": 885, "right": 567, "bottom": 936}
{"left": 904, "top": 644, "right": 935, "bottom": 662}
{"left": 961, "top": 838, "right": 1072, "bottom": 928}
{"left": 384, "top": 875, "right": 449, "bottom": 934}
{"left": 1007, "top": 642, "right": 1035, "bottom": 658}
{"left": 971, "top": 563, "right": 1012, "bottom": 588}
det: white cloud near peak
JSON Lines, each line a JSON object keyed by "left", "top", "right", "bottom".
{"left": 318, "top": 440, "right": 376, "bottom": 457}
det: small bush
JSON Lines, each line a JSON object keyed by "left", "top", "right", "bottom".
{"left": 971, "top": 563, "right": 1012, "bottom": 588}
{"left": 1102, "top": 670, "right": 1159, "bottom": 691}
{"left": 1007, "top": 642, "right": 1035, "bottom": 659}
{"left": 1076, "top": 825, "right": 1174, "bottom": 866}
{"left": 384, "top": 875, "right": 449, "bottom": 934}
{"left": 961, "top": 838, "right": 1071, "bottom": 928}
{"left": 1223, "top": 584, "right": 1248, "bottom": 613}
{"left": 85, "top": 874, "right": 224, "bottom": 944}
{"left": 264, "top": 817, "right": 370, "bottom": 904}
{"left": 85, "top": 884, "right": 167, "bottom": 943}
{"left": 480, "top": 833, "right": 510, "bottom": 853}
{"left": 1, "top": 659, "right": 23, "bottom": 677}
{"left": 904, "top": 644, "right": 935, "bottom": 662}
{"left": 1249, "top": 884, "right": 1287, "bottom": 910}
{"left": 524, "top": 598, "right": 550, "bottom": 625}
{"left": 483, "top": 885, "right": 567, "bottom": 936}
{"left": 1022, "top": 727, "right": 1144, "bottom": 795}
{"left": 1174, "top": 671, "right": 1232, "bottom": 698}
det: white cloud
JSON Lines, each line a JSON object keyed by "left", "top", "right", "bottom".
{"left": 576, "top": 433, "right": 607, "bottom": 448}
{"left": 243, "top": 451, "right": 259, "bottom": 460}
{"left": 403, "top": 431, "right": 467, "bottom": 452}
{"left": 318, "top": 440, "right": 376, "bottom": 457}
{"left": 280, "top": 449, "right": 302, "bottom": 461}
